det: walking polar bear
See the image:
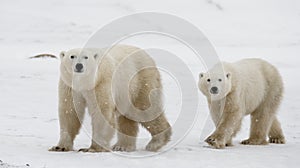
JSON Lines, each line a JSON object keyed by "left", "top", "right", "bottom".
{"left": 49, "top": 45, "right": 171, "bottom": 152}
{"left": 198, "top": 58, "right": 285, "bottom": 149}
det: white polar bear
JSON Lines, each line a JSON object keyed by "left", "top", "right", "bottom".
{"left": 49, "top": 45, "right": 171, "bottom": 152}
{"left": 198, "top": 58, "right": 285, "bottom": 149}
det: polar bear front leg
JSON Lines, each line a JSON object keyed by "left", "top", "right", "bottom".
{"left": 49, "top": 82, "right": 86, "bottom": 152}
{"left": 79, "top": 90, "right": 115, "bottom": 152}
{"left": 79, "top": 109, "right": 115, "bottom": 152}
{"left": 79, "top": 105, "right": 115, "bottom": 152}
{"left": 206, "top": 104, "right": 243, "bottom": 149}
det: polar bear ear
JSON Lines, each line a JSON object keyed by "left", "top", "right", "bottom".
{"left": 60, "top": 51, "right": 66, "bottom": 59}
{"left": 226, "top": 73, "right": 231, "bottom": 79}
{"left": 199, "top": 73, "right": 205, "bottom": 78}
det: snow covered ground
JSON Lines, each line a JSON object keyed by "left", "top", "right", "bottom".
{"left": 0, "top": 0, "right": 300, "bottom": 167}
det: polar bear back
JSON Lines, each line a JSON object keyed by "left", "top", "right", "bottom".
{"left": 227, "top": 58, "right": 283, "bottom": 114}
{"left": 97, "top": 45, "right": 161, "bottom": 116}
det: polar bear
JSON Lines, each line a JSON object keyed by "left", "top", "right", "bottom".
{"left": 49, "top": 45, "right": 171, "bottom": 152}
{"left": 198, "top": 58, "right": 285, "bottom": 149}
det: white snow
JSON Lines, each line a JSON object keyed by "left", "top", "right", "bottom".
{"left": 0, "top": 0, "right": 300, "bottom": 167}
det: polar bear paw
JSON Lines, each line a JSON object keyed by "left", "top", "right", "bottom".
{"left": 49, "top": 146, "right": 72, "bottom": 152}
{"left": 78, "top": 147, "right": 110, "bottom": 152}
{"left": 241, "top": 138, "right": 268, "bottom": 145}
{"left": 112, "top": 144, "right": 136, "bottom": 152}
{"left": 269, "top": 137, "right": 285, "bottom": 144}
{"left": 145, "top": 137, "right": 170, "bottom": 152}
{"left": 205, "top": 134, "right": 226, "bottom": 149}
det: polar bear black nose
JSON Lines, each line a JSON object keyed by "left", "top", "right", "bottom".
{"left": 75, "top": 63, "right": 83, "bottom": 71}
{"left": 210, "top": 87, "right": 219, "bottom": 94}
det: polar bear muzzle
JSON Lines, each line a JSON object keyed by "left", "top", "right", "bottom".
{"left": 75, "top": 63, "right": 84, "bottom": 73}
{"left": 210, "top": 86, "right": 219, "bottom": 94}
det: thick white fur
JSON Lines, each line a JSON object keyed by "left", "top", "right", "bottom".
{"left": 199, "top": 58, "right": 285, "bottom": 149}
{"left": 49, "top": 45, "right": 171, "bottom": 152}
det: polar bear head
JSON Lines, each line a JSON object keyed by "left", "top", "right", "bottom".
{"left": 59, "top": 48, "right": 101, "bottom": 90}
{"left": 60, "top": 48, "right": 100, "bottom": 75}
{"left": 198, "top": 66, "right": 232, "bottom": 101}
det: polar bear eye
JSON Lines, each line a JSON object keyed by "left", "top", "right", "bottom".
{"left": 83, "top": 56, "right": 88, "bottom": 59}
{"left": 218, "top": 79, "right": 222, "bottom": 82}
{"left": 207, "top": 79, "right": 211, "bottom": 82}
{"left": 70, "top": 55, "right": 76, "bottom": 59}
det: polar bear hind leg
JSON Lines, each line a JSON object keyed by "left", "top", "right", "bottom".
{"left": 136, "top": 68, "right": 171, "bottom": 151}
{"left": 242, "top": 83, "right": 283, "bottom": 145}
{"left": 241, "top": 105, "right": 272, "bottom": 145}
{"left": 268, "top": 117, "right": 285, "bottom": 144}
{"left": 141, "top": 113, "right": 171, "bottom": 151}
{"left": 112, "top": 115, "right": 139, "bottom": 152}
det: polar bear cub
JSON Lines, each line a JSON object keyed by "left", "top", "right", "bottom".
{"left": 49, "top": 45, "right": 171, "bottom": 152}
{"left": 198, "top": 58, "right": 285, "bottom": 149}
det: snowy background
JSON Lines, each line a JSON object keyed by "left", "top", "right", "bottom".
{"left": 0, "top": 0, "right": 300, "bottom": 167}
